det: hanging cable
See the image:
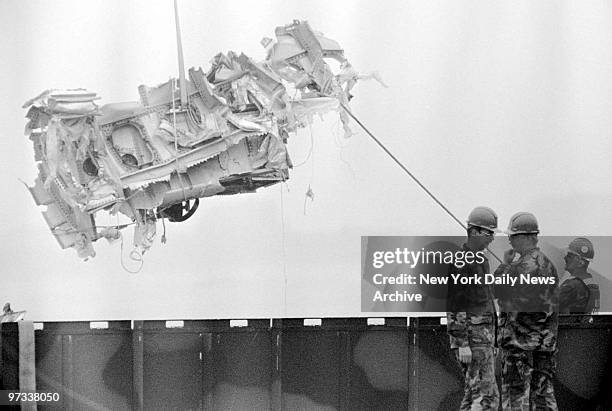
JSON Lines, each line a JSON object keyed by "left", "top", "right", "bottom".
{"left": 119, "top": 232, "right": 144, "bottom": 274}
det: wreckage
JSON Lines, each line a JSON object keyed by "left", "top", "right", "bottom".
{"left": 1, "top": 303, "right": 25, "bottom": 323}
{"left": 24, "top": 19, "right": 378, "bottom": 260}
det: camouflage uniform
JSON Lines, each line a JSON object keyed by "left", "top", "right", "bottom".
{"left": 494, "top": 247, "right": 559, "bottom": 411}
{"left": 447, "top": 245, "right": 499, "bottom": 411}
{"left": 559, "top": 275, "right": 590, "bottom": 314}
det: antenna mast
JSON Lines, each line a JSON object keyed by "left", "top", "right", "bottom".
{"left": 174, "top": 0, "right": 188, "bottom": 107}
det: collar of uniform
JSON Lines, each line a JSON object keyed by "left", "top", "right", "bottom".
{"left": 560, "top": 271, "right": 574, "bottom": 285}
{"left": 462, "top": 242, "right": 479, "bottom": 253}
{"left": 518, "top": 246, "right": 539, "bottom": 257}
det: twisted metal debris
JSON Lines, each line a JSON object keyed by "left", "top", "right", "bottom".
{"left": 24, "top": 20, "right": 375, "bottom": 259}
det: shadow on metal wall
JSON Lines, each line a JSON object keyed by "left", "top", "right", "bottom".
{"left": 1, "top": 316, "right": 610, "bottom": 410}
{"left": 33, "top": 321, "right": 133, "bottom": 410}
{"left": 412, "top": 316, "right": 612, "bottom": 411}
{"left": 277, "top": 318, "right": 410, "bottom": 410}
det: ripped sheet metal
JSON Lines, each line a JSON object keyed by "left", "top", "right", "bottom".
{"left": 23, "top": 20, "right": 379, "bottom": 260}
{"left": 1, "top": 303, "right": 26, "bottom": 323}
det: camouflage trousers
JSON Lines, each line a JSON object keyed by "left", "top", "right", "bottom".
{"left": 500, "top": 349, "right": 557, "bottom": 411}
{"left": 455, "top": 346, "right": 499, "bottom": 411}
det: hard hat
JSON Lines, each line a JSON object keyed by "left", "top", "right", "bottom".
{"left": 467, "top": 206, "right": 499, "bottom": 232}
{"left": 567, "top": 237, "right": 594, "bottom": 261}
{"left": 505, "top": 212, "right": 539, "bottom": 235}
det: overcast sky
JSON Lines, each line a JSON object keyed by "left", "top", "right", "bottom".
{"left": 1, "top": 0, "right": 611, "bottom": 321}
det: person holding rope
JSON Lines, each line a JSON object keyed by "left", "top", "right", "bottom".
{"left": 447, "top": 206, "right": 500, "bottom": 411}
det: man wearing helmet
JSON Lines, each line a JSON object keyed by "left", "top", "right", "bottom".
{"left": 559, "top": 237, "right": 599, "bottom": 318}
{"left": 494, "top": 212, "right": 559, "bottom": 411}
{"left": 447, "top": 206, "right": 500, "bottom": 410}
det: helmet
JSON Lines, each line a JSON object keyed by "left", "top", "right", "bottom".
{"left": 505, "top": 212, "right": 539, "bottom": 235}
{"left": 467, "top": 206, "right": 499, "bottom": 232}
{"left": 567, "top": 237, "right": 594, "bottom": 261}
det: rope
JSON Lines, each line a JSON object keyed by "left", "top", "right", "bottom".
{"left": 339, "top": 102, "right": 503, "bottom": 264}
{"left": 340, "top": 102, "right": 466, "bottom": 229}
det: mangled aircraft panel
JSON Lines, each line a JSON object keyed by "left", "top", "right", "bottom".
{"left": 24, "top": 20, "right": 370, "bottom": 260}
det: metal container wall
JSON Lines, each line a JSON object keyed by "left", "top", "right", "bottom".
{"left": 0, "top": 315, "right": 610, "bottom": 410}
{"left": 137, "top": 320, "right": 274, "bottom": 411}
{"left": 34, "top": 321, "right": 133, "bottom": 411}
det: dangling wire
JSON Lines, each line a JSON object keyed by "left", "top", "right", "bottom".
{"left": 302, "top": 123, "right": 316, "bottom": 216}
{"left": 119, "top": 232, "right": 144, "bottom": 274}
{"left": 331, "top": 117, "right": 356, "bottom": 180}
{"left": 293, "top": 123, "right": 314, "bottom": 168}
{"left": 303, "top": 185, "right": 314, "bottom": 215}
{"left": 161, "top": 217, "right": 167, "bottom": 244}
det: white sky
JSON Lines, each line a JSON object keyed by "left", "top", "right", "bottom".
{"left": 1, "top": 0, "right": 611, "bottom": 321}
